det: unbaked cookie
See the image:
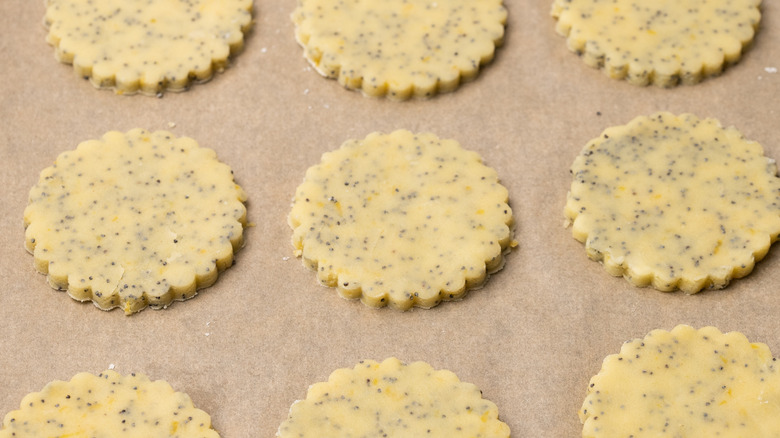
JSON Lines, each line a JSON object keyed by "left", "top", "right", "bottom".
{"left": 44, "top": 0, "right": 253, "bottom": 95}
{"left": 277, "top": 357, "right": 510, "bottom": 437}
{"left": 291, "top": 0, "right": 507, "bottom": 99}
{"left": 551, "top": 0, "right": 761, "bottom": 86}
{"left": 565, "top": 112, "right": 780, "bottom": 293}
{"left": 24, "top": 129, "right": 247, "bottom": 314}
{"left": 0, "top": 370, "right": 219, "bottom": 437}
{"left": 581, "top": 325, "right": 780, "bottom": 437}
{"left": 288, "top": 130, "right": 515, "bottom": 310}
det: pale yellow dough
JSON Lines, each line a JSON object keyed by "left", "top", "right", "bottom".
{"left": 551, "top": 0, "right": 761, "bottom": 86}
{"left": 581, "top": 325, "right": 780, "bottom": 437}
{"left": 565, "top": 112, "right": 780, "bottom": 293}
{"left": 277, "top": 357, "right": 510, "bottom": 438}
{"left": 291, "top": 0, "right": 507, "bottom": 99}
{"left": 288, "top": 130, "right": 514, "bottom": 310}
{"left": 45, "top": 0, "right": 253, "bottom": 95}
{"left": 24, "top": 129, "right": 247, "bottom": 314}
{"left": 0, "top": 370, "right": 219, "bottom": 438}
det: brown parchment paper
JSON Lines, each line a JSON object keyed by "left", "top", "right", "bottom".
{"left": 1, "top": 1, "right": 779, "bottom": 436}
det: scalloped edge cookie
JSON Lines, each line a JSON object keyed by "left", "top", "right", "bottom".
{"left": 277, "top": 357, "right": 510, "bottom": 437}
{"left": 291, "top": 0, "right": 507, "bottom": 99}
{"left": 551, "top": 0, "right": 761, "bottom": 86}
{"left": 0, "top": 370, "right": 220, "bottom": 437}
{"left": 44, "top": 0, "right": 253, "bottom": 95}
{"left": 24, "top": 129, "right": 247, "bottom": 314}
{"left": 565, "top": 112, "right": 780, "bottom": 293}
{"left": 581, "top": 325, "right": 780, "bottom": 437}
{"left": 288, "top": 130, "right": 515, "bottom": 310}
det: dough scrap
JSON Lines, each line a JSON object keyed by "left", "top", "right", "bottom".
{"left": 565, "top": 112, "right": 780, "bottom": 293}
{"left": 291, "top": 0, "right": 507, "bottom": 99}
{"left": 551, "top": 0, "right": 761, "bottom": 86}
{"left": 581, "top": 325, "right": 780, "bottom": 437}
{"left": 24, "top": 129, "right": 247, "bottom": 314}
{"left": 288, "top": 130, "right": 514, "bottom": 310}
{"left": 44, "top": 0, "right": 253, "bottom": 95}
{"left": 277, "top": 357, "right": 510, "bottom": 438}
{"left": 0, "top": 370, "right": 219, "bottom": 438}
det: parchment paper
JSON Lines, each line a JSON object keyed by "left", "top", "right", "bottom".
{"left": 1, "top": 1, "right": 779, "bottom": 436}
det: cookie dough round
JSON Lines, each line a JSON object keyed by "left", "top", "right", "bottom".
{"left": 288, "top": 130, "right": 514, "bottom": 310}
{"left": 44, "top": 0, "right": 253, "bottom": 95}
{"left": 565, "top": 112, "right": 780, "bottom": 293}
{"left": 0, "top": 370, "right": 219, "bottom": 438}
{"left": 291, "top": 0, "right": 507, "bottom": 99}
{"left": 277, "top": 357, "right": 510, "bottom": 438}
{"left": 581, "top": 325, "right": 780, "bottom": 437}
{"left": 551, "top": 0, "right": 761, "bottom": 86}
{"left": 24, "top": 129, "right": 247, "bottom": 314}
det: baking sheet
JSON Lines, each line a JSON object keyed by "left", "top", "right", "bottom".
{"left": 1, "top": 0, "right": 779, "bottom": 436}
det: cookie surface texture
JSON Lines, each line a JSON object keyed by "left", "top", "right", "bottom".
{"left": 565, "top": 112, "right": 780, "bottom": 293}
{"left": 0, "top": 370, "right": 219, "bottom": 438}
{"left": 277, "top": 357, "right": 510, "bottom": 438}
{"left": 24, "top": 129, "right": 247, "bottom": 314}
{"left": 581, "top": 325, "right": 780, "bottom": 437}
{"left": 288, "top": 130, "right": 514, "bottom": 310}
{"left": 44, "top": 0, "right": 252, "bottom": 95}
{"left": 291, "top": 0, "right": 507, "bottom": 99}
{"left": 551, "top": 0, "right": 761, "bottom": 86}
